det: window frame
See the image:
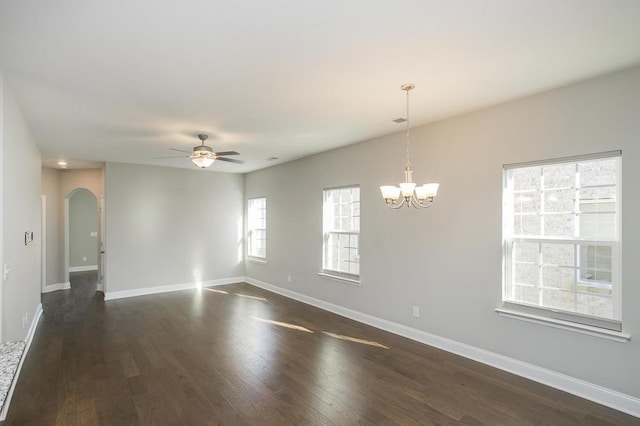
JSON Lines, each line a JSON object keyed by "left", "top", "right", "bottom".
{"left": 501, "top": 151, "right": 622, "bottom": 332}
{"left": 247, "top": 196, "right": 267, "bottom": 261}
{"left": 321, "top": 185, "right": 361, "bottom": 284}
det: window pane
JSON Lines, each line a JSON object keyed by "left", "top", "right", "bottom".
{"left": 513, "top": 285, "right": 539, "bottom": 305}
{"left": 543, "top": 188, "right": 574, "bottom": 213}
{"left": 579, "top": 159, "right": 616, "bottom": 187}
{"left": 543, "top": 213, "right": 574, "bottom": 237}
{"left": 542, "top": 266, "right": 575, "bottom": 291}
{"left": 579, "top": 186, "right": 616, "bottom": 203}
{"left": 542, "top": 288, "right": 575, "bottom": 311}
{"left": 543, "top": 163, "right": 574, "bottom": 189}
{"left": 513, "top": 192, "right": 540, "bottom": 214}
{"left": 541, "top": 243, "right": 574, "bottom": 267}
{"left": 579, "top": 192, "right": 616, "bottom": 239}
{"left": 514, "top": 263, "right": 539, "bottom": 286}
{"left": 578, "top": 244, "right": 612, "bottom": 283}
{"left": 514, "top": 241, "right": 538, "bottom": 263}
{"left": 512, "top": 167, "right": 540, "bottom": 191}
{"left": 514, "top": 214, "right": 540, "bottom": 236}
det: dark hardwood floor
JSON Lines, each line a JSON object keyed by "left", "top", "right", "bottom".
{"left": 2, "top": 272, "right": 637, "bottom": 425}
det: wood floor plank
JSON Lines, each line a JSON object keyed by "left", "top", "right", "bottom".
{"left": 1, "top": 273, "right": 638, "bottom": 425}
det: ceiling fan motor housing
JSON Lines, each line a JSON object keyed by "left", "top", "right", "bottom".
{"left": 193, "top": 145, "right": 214, "bottom": 155}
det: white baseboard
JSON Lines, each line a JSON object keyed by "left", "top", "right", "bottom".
{"left": 0, "top": 303, "right": 43, "bottom": 421}
{"left": 42, "top": 282, "right": 71, "bottom": 293}
{"left": 104, "top": 276, "right": 245, "bottom": 301}
{"left": 69, "top": 265, "right": 98, "bottom": 272}
{"left": 244, "top": 277, "right": 640, "bottom": 418}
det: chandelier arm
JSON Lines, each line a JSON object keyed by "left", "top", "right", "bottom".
{"left": 385, "top": 198, "right": 406, "bottom": 209}
{"left": 408, "top": 195, "right": 434, "bottom": 208}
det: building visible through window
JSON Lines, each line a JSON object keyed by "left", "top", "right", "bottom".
{"left": 323, "top": 186, "right": 360, "bottom": 278}
{"left": 247, "top": 197, "right": 266, "bottom": 259}
{"left": 502, "top": 153, "right": 621, "bottom": 330}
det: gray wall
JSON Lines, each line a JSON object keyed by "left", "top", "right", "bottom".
{"left": 41, "top": 167, "right": 63, "bottom": 285}
{"left": 69, "top": 189, "right": 98, "bottom": 268}
{"left": 104, "top": 162, "right": 245, "bottom": 293}
{"left": 245, "top": 66, "right": 640, "bottom": 398}
{"left": 1, "top": 75, "right": 42, "bottom": 342}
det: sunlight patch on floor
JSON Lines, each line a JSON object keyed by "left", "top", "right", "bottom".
{"left": 252, "top": 317, "right": 314, "bottom": 333}
{"left": 236, "top": 293, "right": 268, "bottom": 301}
{"left": 322, "top": 331, "right": 389, "bottom": 349}
{"left": 202, "top": 287, "right": 229, "bottom": 295}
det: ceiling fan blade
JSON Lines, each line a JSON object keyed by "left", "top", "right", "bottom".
{"left": 170, "top": 148, "right": 194, "bottom": 154}
{"left": 213, "top": 151, "right": 240, "bottom": 156}
{"left": 216, "top": 157, "right": 245, "bottom": 164}
{"left": 154, "top": 155, "right": 188, "bottom": 159}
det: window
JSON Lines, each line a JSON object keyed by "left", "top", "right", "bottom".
{"left": 502, "top": 152, "right": 621, "bottom": 331}
{"left": 247, "top": 197, "right": 266, "bottom": 260}
{"left": 322, "top": 186, "right": 360, "bottom": 280}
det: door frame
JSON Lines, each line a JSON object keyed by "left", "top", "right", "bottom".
{"left": 97, "top": 196, "right": 105, "bottom": 292}
{"left": 41, "top": 195, "right": 46, "bottom": 292}
{"left": 64, "top": 188, "right": 100, "bottom": 285}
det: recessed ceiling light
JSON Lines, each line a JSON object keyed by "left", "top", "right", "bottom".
{"left": 393, "top": 118, "right": 407, "bottom": 123}
{"left": 57, "top": 161, "right": 68, "bottom": 168}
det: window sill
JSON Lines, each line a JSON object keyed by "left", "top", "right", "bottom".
{"left": 318, "top": 272, "right": 361, "bottom": 286}
{"left": 495, "top": 308, "right": 630, "bottom": 343}
{"left": 246, "top": 257, "right": 267, "bottom": 264}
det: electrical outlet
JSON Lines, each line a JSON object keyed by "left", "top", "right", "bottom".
{"left": 412, "top": 306, "right": 420, "bottom": 318}
{"left": 82, "top": 256, "right": 87, "bottom": 262}
{"left": 287, "top": 275, "right": 292, "bottom": 283}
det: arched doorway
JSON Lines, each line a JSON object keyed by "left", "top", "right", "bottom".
{"left": 65, "top": 188, "right": 99, "bottom": 289}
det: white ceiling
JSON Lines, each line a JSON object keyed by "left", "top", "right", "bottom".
{"left": 1, "top": 0, "right": 639, "bottom": 173}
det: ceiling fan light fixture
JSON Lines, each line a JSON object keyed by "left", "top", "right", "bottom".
{"left": 191, "top": 156, "right": 215, "bottom": 168}
{"left": 157, "top": 133, "right": 243, "bottom": 167}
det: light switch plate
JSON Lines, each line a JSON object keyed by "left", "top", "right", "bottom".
{"left": 24, "top": 231, "right": 34, "bottom": 245}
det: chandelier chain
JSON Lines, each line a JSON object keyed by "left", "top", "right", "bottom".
{"left": 405, "top": 87, "right": 411, "bottom": 167}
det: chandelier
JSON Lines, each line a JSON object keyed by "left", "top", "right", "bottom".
{"left": 380, "top": 84, "right": 439, "bottom": 209}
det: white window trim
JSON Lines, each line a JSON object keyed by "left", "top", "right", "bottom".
{"left": 246, "top": 256, "right": 267, "bottom": 264}
{"left": 318, "top": 271, "right": 361, "bottom": 286}
{"left": 495, "top": 308, "right": 630, "bottom": 343}
{"left": 501, "top": 151, "right": 623, "bottom": 332}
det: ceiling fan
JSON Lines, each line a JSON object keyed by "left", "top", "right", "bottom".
{"left": 156, "top": 134, "right": 244, "bottom": 168}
